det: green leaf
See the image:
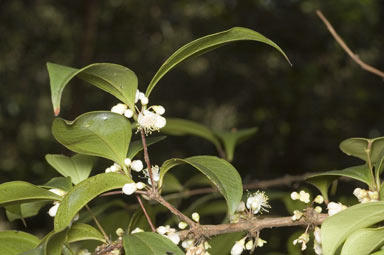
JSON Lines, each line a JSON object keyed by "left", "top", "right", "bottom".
{"left": 6, "top": 201, "right": 48, "bottom": 222}
{"left": 52, "top": 111, "right": 131, "bottom": 168}
{"left": 47, "top": 62, "right": 138, "bottom": 115}
{"left": 20, "top": 230, "right": 68, "bottom": 255}
{"left": 371, "top": 250, "right": 384, "bottom": 255}
{"left": 54, "top": 173, "right": 133, "bottom": 231}
{"left": 160, "top": 156, "right": 242, "bottom": 215}
{"left": 145, "top": 27, "right": 291, "bottom": 97}
{"left": 340, "top": 137, "right": 384, "bottom": 164}
{"left": 123, "top": 232, "right": 184, "bottom": 255}
{"left": 45, "top": 154, "right": 95, "bottom": 185}
{"left": 0, "top": 181, "right": 62, "bottom": 207}
{"left": 41, "top": 176, "right": 73, "bottom": 192}
{"left": 341, "top": 227, "right": 384, "bottom": 255}
{"left": 307, "top": 165, "right": 373, "bottom": 189}
{"left": 67, "top": 223, "right": 106, "bottom": 243}
{"left": 322, "top": 202, "right": 384, "bottom": 255}
{"left": 161, "top": 118, "right": 221, "bottom": 149}
{"left": 306, "top": 175, "right": 337, "bottom": 202}
{"left": 127, "top": 136, "right": 166, "bottom": 159}
{"left": 215, "top": 127, "right": 258, "bottom": 161}
{"left": 0, "top": 230, "right": 40, "bottom": 254}
{"left": 161, "top": 173, "right": 183, "bottom": 193}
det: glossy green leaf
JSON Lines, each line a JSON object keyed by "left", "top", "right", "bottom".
{"left": 127, "top": 136, "right": 166, "bottom": 159}
{"left": 20, "top": 229, "right": 68, "bottom": 255}
{"left": 67, "top": 223, "right": 106, "bottom": 243}
{"left": 52, "top": 111, "right": 131, "bottom": 168}
{"left": 0, "top": 230, "right": 40, "bottom": 254}
{"left": 215, "top": 127, "right": 258, "bottom": 161}
{"left": 0, "top": 181, "right": 62, "bottom": 207}
{"left": 54, "top": 173, "right": 133, "bottom": 231}
{"left": 161, "top": 173, "right": 183, "bottom": 193}
{"left": 145, "top": 27, "right": 291, "bottom": 97}
{"left": 47, "top": 62, "right": 138, "bottom": 115}
{"left": 340, "top": 137, "right": 384, "bottom": 164}
{"left": 341, "top": 227, "right": 384, "bottom": 255}
{"left": 322, "top": 202, "right": 384, "bottom": 255}
{"left": 46, "top": 154, "right": 95, "bottom": 185}
{"left": 6, "top": 201, "right": 48, "bottom": 222}
{"left": 308, "top": 164, "right": 373, "bottom": 189}
{"left": 306, "top": 175, "right": 337, "bottom": 202}
{"left": 160, "top": 156, "right": 242, "bottom": 215}
{"left": 161, "top": 118, "right": 221, "bottom": 149}
{"left": 41, "top": 177, "right": 73, "bottom": 192}
{"left": 123, "top": 232, "right": 184, "bottom": 255}
{"left": 371, "top": 250, "right": 384, "bottom": 255}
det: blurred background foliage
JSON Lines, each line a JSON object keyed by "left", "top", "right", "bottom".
{"left": 0, "top": 0, "right": 383, "bottom": 253}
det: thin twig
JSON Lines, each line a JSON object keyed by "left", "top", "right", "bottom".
{"left": 85, "top": 204, "right": 110, "bottom": 242}
{"left": 316, "top": 10, "right": 384, "bottom": 79}
{"left": 140, "top": 130, "right": 156, "bottom": 192}
{"left": 136, "top": 194, "right": 156, "bottom": 232}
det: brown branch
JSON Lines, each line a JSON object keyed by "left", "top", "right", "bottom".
{"left": 316, "top": 10, "right": 384, "bottom": 79}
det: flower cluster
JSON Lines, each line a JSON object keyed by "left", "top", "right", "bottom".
{"left": 182, "top": 240, "right": 211, "bottom": 255}
{"left": 230, "top": 236, "right": 266, "bottom": 255}
{"left": 156, "top": 225, "right": 180, "bottom": 245}
{"left": 105, "top": 158, "right": 143, "bottom": 173}
{"left": 353, "top": 188, "right": 379, "bottom": 203}
{"left": 143, "top": 165, "right": 160, "bottom": 185}
{"left": 290, "top": 191, "right": 324, "bottom": 221}
{"left": 293, "top": 232, "right": 310, "bottom": 251}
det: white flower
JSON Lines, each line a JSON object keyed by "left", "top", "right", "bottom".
{"left": 105, "top": 167, "right": 111, "bottom": 173}
{"left": 314, "top": 227, "right": 321, "bottom": 244}
{"left": 111, "top": 103, "right": 127, "bottom": 115}
{"left": 167, "top": 232, "right": 180, "bottom": 245}
{"left": 48, "top": 203, "right": 60, "bottom": 217}
{"left": 124, "top": 109, "right": 134, "bottom": 118}
{"left": 327, "top": 202, "right": 347, "bottom": 216}
{"left": 49, "top": 188, "right": 66, "bottom": 197}
{"left": 140, "top": 96, "right": 149, "bottom": 105}
{"left": 110, "top": 163, "right": 122, "bottom": 172}
{"left": 290, "top": 191, "right": 300, "bottom": 200}
{"left": 293, "top": 233, "right": 310, "bottom": 251}
{"left": 313, "top": 227, "right": 323, "bottom": 255}
{"left": 256, "top": 238, "right": 267, "bottom": 247}
{"left": 314, "top": 241, "right": 323, "bottom": 255}
{"left": 122, "top": 183, "right": 137, "bottom": 195}
{"left": 131, "top": 160, "right": 144, "bottom": 172}
{"left": 157, "top": 226, "right": 168, "bottom": 235}
{"left": 368, "top": 191, "right": 379, "bottom": 201}
{"left": 192, "top": 212, "right": 200, "bottom": 222}
{"left": 182, "top": 239, "right": 194, "bottom": 249}
{"left": 314, "top": 195, "right": 324, "bottom": 204}
{"left": 246, "top": 191, "right": 270, "bottom": 214}
{"left": 178, "top": 221, "right": 188, "bottom": 229}
{"left": 231, "top": 238, "right": 246, "bottom": 255}
{"left": 146, "top": 165, "right": 160, "bottom": 185}
{"left": 299, "top": 190, "right": 310, "bottom": 203}
{"left": 292, "top": 210, "right": 303, "bottom": 221}
{"left": 124, "top": 158, "right": 132, "bottom": 167}
{"left": 137, "top": 110, "right": 166, "bottom": 135}
{"left": 152, "top": 105, "right": 165, "bottom": 115}
{"left": 236, "top": 201, "right": 246, "bottom": 212}
{"left": 135, "top": 90, "right": 141, "bottom": 103}
{"left": 131, "top": 227, "right": 144, "bottom": 234}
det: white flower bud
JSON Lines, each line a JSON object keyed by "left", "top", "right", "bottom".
{"left": 131, "top": 227, "right": 144, "bottom": 234}
{"left": 368, "top": 191, "right": 379, "bottom": 200}
{"left": 290, "top": 191, "right": 300, "bottom": 200}
{"left": 192, "top": 212, "right": 200, "bottom": 222}
{"left": 292, "top": 210, "right": 303, "bottom": 221}
{"left": 256, "top": 238, "right": 267, "bottom": 247}
{"left": 231, "top": 238, "right": 245, "bottom": 255}
{"left": 245, "top": 240, "right": 253, "bottom": 250}
{"left": 110, "top": 163, "right": 121, "bottom": 172}
{"left": 156, "top": 226, "right": 167, "bottom": 235}
{"left": 111, "top": 103, "right": 127, "bottom": 115}
{"left": 155, "top": 115, "right": 166, "bottom": 129}
{"left": 136, "top": 182, "right": 146, "bottom": 190}
{"left": 167, "top": 232, "right": 180, "bottom": 245}
{"left": 131, "top": 160, "right": 144, "bottom": 172}
{"left": 122, "top": 183, "right": 137, "bottom": 195}
{"left": 236, "top": 201, "right": 245, "bottom": 212}
{"left": 124, "top": 158, "right": 132, "bottom": 167}
{"left": 178, "top": 221, "right": 188, "bottom": 229}
{"left": 48, "top": 203, "right": 60, "bottom": 217}
{"left": 105, "top": 167, "right": 111, "bottom": 173}
{"left": 124, "top": 109, "right": 134, "bottom": 118}
{"left": 314, "top": 206, "right": 322, "bottom": 213}
{"left": 116, "top": 228, "right": 124, "bottom": 237}
{"left": 140, "top": 96, "right": 149, "bottom": 105}
{"left": 327, "top": 202, "right": 347, "bottom": 216}
{"left": 204, "top": 241, "right": 211, "bottom": 250}
{"left": 314, "top": 195, "right": 324, "bottom": 204}
{"left": 314, "top": 227, "right": 321, "bottom": 244}
{"left": 73, "top": 214, "right": 79, "bottom": 222}
{"left": 182, "top": 239, "right": 194, "bottom": 249}
{"left": 299, "top": 190, "right": 310, "bottom": 203}
{"left": 152, "top": 105, "right": 165, "bottom": 115}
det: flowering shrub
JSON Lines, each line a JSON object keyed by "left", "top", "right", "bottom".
{"left": 1, "top": 26, "right": 384, "bottom": 255}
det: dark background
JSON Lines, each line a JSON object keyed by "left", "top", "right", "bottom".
{"left": 0, "top": 0, "right": 383, "bottom": 253}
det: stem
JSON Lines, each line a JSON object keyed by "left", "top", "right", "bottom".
{"left": 140, "top": 130, "right": 156, "bottom": 192}
{"left": 365, "top": 143, "right": 377, "bottom": 190}
{"left": 136, "top": 194, "right": 156, "bottom": 232}
{"left": 85, "top": 204, "right": 110, "bottom": 243}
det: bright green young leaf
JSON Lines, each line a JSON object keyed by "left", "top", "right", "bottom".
{"left": 160, "top": 156, "right": 242, "bottom": 215}
{"left": 41, "top": 177, "right": 73, "bottom": 192}
{"left": 145, "top": 27, "right": 291, "bottom": 97}
{"left": 6, "top": 201, "right": 48, "bottom": 222}
{"left": 214, "top": 127, "right": 258, "bottom": 161}
{"left": 127, "top": 136, "right": 166, "bottom": 159}
{"left": 161, "top": 118, "right": 222, "bottom": 150}
{"left": 47, "top": 62, "right": 138, "bottom": 115}
{"left": 54, "top": 173, "right": 133, "bottom": 231}
{"left": 340, "top": 137, "right": 384, "bottom": 164}
{"left": 52, "top": 111, "right": 131, "bottom": 168}
{"left": 0, "top": 230, "right": 40, "bottom": 255}
{"left": 67, "top": 223, "right": 106, "bottom": 243}
{"left": 322, "top": 202, "right": 384, "bottom": 255}
{"left": 341, "top": 227, "right": 384, "bottom": 255}
{"left": 123, "top": 232, "right": 184, "bottom": 255}
{"left": 45, "top": 154, "right": 95, "bottom": 185}
{"left": 0, "top": 181, "right": 62, "bottom": 207}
